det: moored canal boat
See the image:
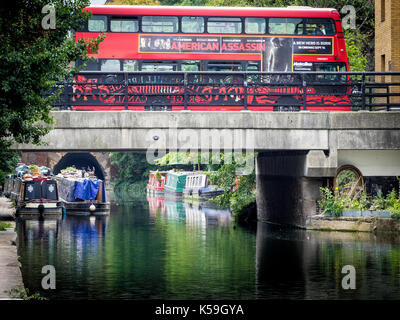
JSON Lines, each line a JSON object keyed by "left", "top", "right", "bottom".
{"left": 55, "top": 167, "right": 110, "bottom": 216}
{"left": 4, "top": 166, "right": 62, "bottom": 218}
{"left": 164, "top": 171, "right": 189, "bottom": 199}
{"left": 146, "top": 171, "right": 168, "bottom": 196}
{"left": 182, "top": 173, "right": 224, "bottom": 202}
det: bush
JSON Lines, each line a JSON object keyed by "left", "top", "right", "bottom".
{"left": 318, "top": 184, "right": 400, "bottom": 219}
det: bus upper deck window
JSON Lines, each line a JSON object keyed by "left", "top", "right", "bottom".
{"left": 304, "top": 18, "right": 336, "bottom": 35}
{"left": 268, "top": 18, "right": 303, "bottom": 35}
{"left": 110, "top": 17, "right": 138, "bottom": 32}
{"left": 142, "top": 16, "right": 178, "bottom": 33}
{"left": 182, "top": 17, "right": 204, "bottom": 33}
{"left": 207, "top": 17, "right": 242, "bottom": 34}
{"left": 245, "top": 18, "right": 266, "bottom": 34}
{"left": 88, "top": 15, "right": 107, "bottom": 32}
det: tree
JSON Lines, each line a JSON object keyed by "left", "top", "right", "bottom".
{"left": 0, "top": 0, "right": 102, "bottom": 181}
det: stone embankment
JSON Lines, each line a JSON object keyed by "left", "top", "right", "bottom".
{"left": 0, "top": 197, "right": 23, "bottom": 299}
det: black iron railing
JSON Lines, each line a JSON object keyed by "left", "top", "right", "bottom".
{"left": 47, "top": 71, "right": 400, "bottom": 111}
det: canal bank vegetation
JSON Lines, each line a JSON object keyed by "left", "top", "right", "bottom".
{"left": 318, "top": 182, "right": 400, "bottom": 219}
{"left": 8, "top": 286, "right": 47, "bottom": 301}
{"left": 0, "top": 222, "right": 12, "bottom": 231}
{"left": 110, "top": 152, "right": 179, "bottom": 200}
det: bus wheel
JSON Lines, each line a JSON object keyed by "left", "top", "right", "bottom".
{"left": 274, "top": 97, "right": 300, "bottom": 112}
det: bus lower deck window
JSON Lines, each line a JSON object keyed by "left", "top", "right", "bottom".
{"left": 100, "top": 59, "right": 121, "bottom": 72}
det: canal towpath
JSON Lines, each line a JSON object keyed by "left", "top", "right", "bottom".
{"left": 0, "top": 197, "right": 23, "bottom": 299}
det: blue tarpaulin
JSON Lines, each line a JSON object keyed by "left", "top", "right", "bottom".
{"left": 73, "top": 178, "right": 100, "bottom": 201}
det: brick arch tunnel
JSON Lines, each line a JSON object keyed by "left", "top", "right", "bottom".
{"left": 53, "top": 152, "right": 105, "bottom": 181}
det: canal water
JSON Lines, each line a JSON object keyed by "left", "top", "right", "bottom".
{"left": 16, "top": 198, "right": 400, "bottom": 300}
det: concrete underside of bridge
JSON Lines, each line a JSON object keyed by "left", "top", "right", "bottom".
{"left": 14, "top": 111, "right": 400, "bottom": 228}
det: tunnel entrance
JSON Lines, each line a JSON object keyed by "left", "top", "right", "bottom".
{"left": 53, "top": 152, "right": 105, "bottom": 181}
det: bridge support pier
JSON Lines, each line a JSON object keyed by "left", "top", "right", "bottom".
{"left": 256, "top": 152, "right": 326, "bottom": 228}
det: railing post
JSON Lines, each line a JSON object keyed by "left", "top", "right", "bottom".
{"left": 243, "top": 73, "right": 248, "bottom": 110}
{"left": 124, "top": 72, "right": 129, "bottom": 110}
{"left": 184, "top": 72, "right": 188, "bottom": 110}
{"left": 361, "top": 73, "right": 366, "bottom": 111}
{"left": 63, "top": 79, "right": 68, "bottom": 110}
{"left": 302, "top": 73, "right": 307, "bottom": 111}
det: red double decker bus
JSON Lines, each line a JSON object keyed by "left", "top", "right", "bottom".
{"left": 73, "top": 5, "right": 350, "bottom": 111}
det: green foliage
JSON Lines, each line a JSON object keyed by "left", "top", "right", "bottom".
{"left": 110, "top": 152, "right": 166, "bottom": 198}
{"left": 208, "top": 153, "right": 257, "bottom": 217}
{"left": 0, "top": 0, "right": 103, "bottom": 182}
{"left": 8, "top": 286, "right": 47, "bottom": 300}
{"left": 0, "top": 222, "right": 12, "bottom": 231}
{"left": 0, "top": 142, "right": 20, "bottom": 183}
{"left": 318, "top": 183, "right": 400, "bottom": 219}
{"left": 318, "top": 187, "right": 345, "bottom": 217}
{"left": 345, "top": 30, "right": 368, "bottom": 72}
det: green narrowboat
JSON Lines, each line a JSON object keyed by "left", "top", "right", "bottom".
{"left": 164, "top": 171, "right": 188, "bottom": 199}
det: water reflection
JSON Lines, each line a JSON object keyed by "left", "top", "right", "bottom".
{"left": 256, "top": 222, "right": 400, "bottom": 299}
{"left": 147, "top": 196, "right": 232, "bottom": 227}
{"left": 15, "top": 199, "right": 400, "bottom": 300}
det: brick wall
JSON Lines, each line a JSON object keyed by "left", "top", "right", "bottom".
{"left": 375, "top": 0, "right": 399, "bottom": 104}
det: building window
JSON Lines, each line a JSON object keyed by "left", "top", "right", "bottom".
{"left": 381, "top": 0, "right": 386, "bottom": 22}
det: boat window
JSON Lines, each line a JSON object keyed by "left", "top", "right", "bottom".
{"left": 110, "top": 17, "right": 139, "bottom": 32}
{"left": 268, "top": 18, "right": 304, "bottom": 35}
{"left": 88, "top": 15, "right": 107, "bottom": 32}
{"left": 207, "top": 17, "right": 242, "bottom": 34}
{"left": 182, "top": 16, "right": 205, "bottom": 33}
{"left": 245, "top": 17, "right": 266, "bottom": 34}
{"left": 142, "top": 16, "right": 179, "bottom": 33}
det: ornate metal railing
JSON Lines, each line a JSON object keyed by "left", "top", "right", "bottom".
{"left": 47, "top": 71, "right": 400, "bottom": 111}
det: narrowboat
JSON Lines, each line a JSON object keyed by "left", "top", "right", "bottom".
{"left": 55, "top": 168, "right": 110, "bottom": 216}
{"left": 182, "top": 173, "right": 224, "bottom": 202}
{"left": 146, "top": 171, "right": 168, "bottom": 196}
{"left": 164, "top": 171, "right": 189, "bottom": 199}
{"left": 4, "top": 174, "right": 62, "bottom": 218}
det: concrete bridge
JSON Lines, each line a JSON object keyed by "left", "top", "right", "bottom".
{"left": 15, "top": 111, "right": 400, "bottom": 227}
